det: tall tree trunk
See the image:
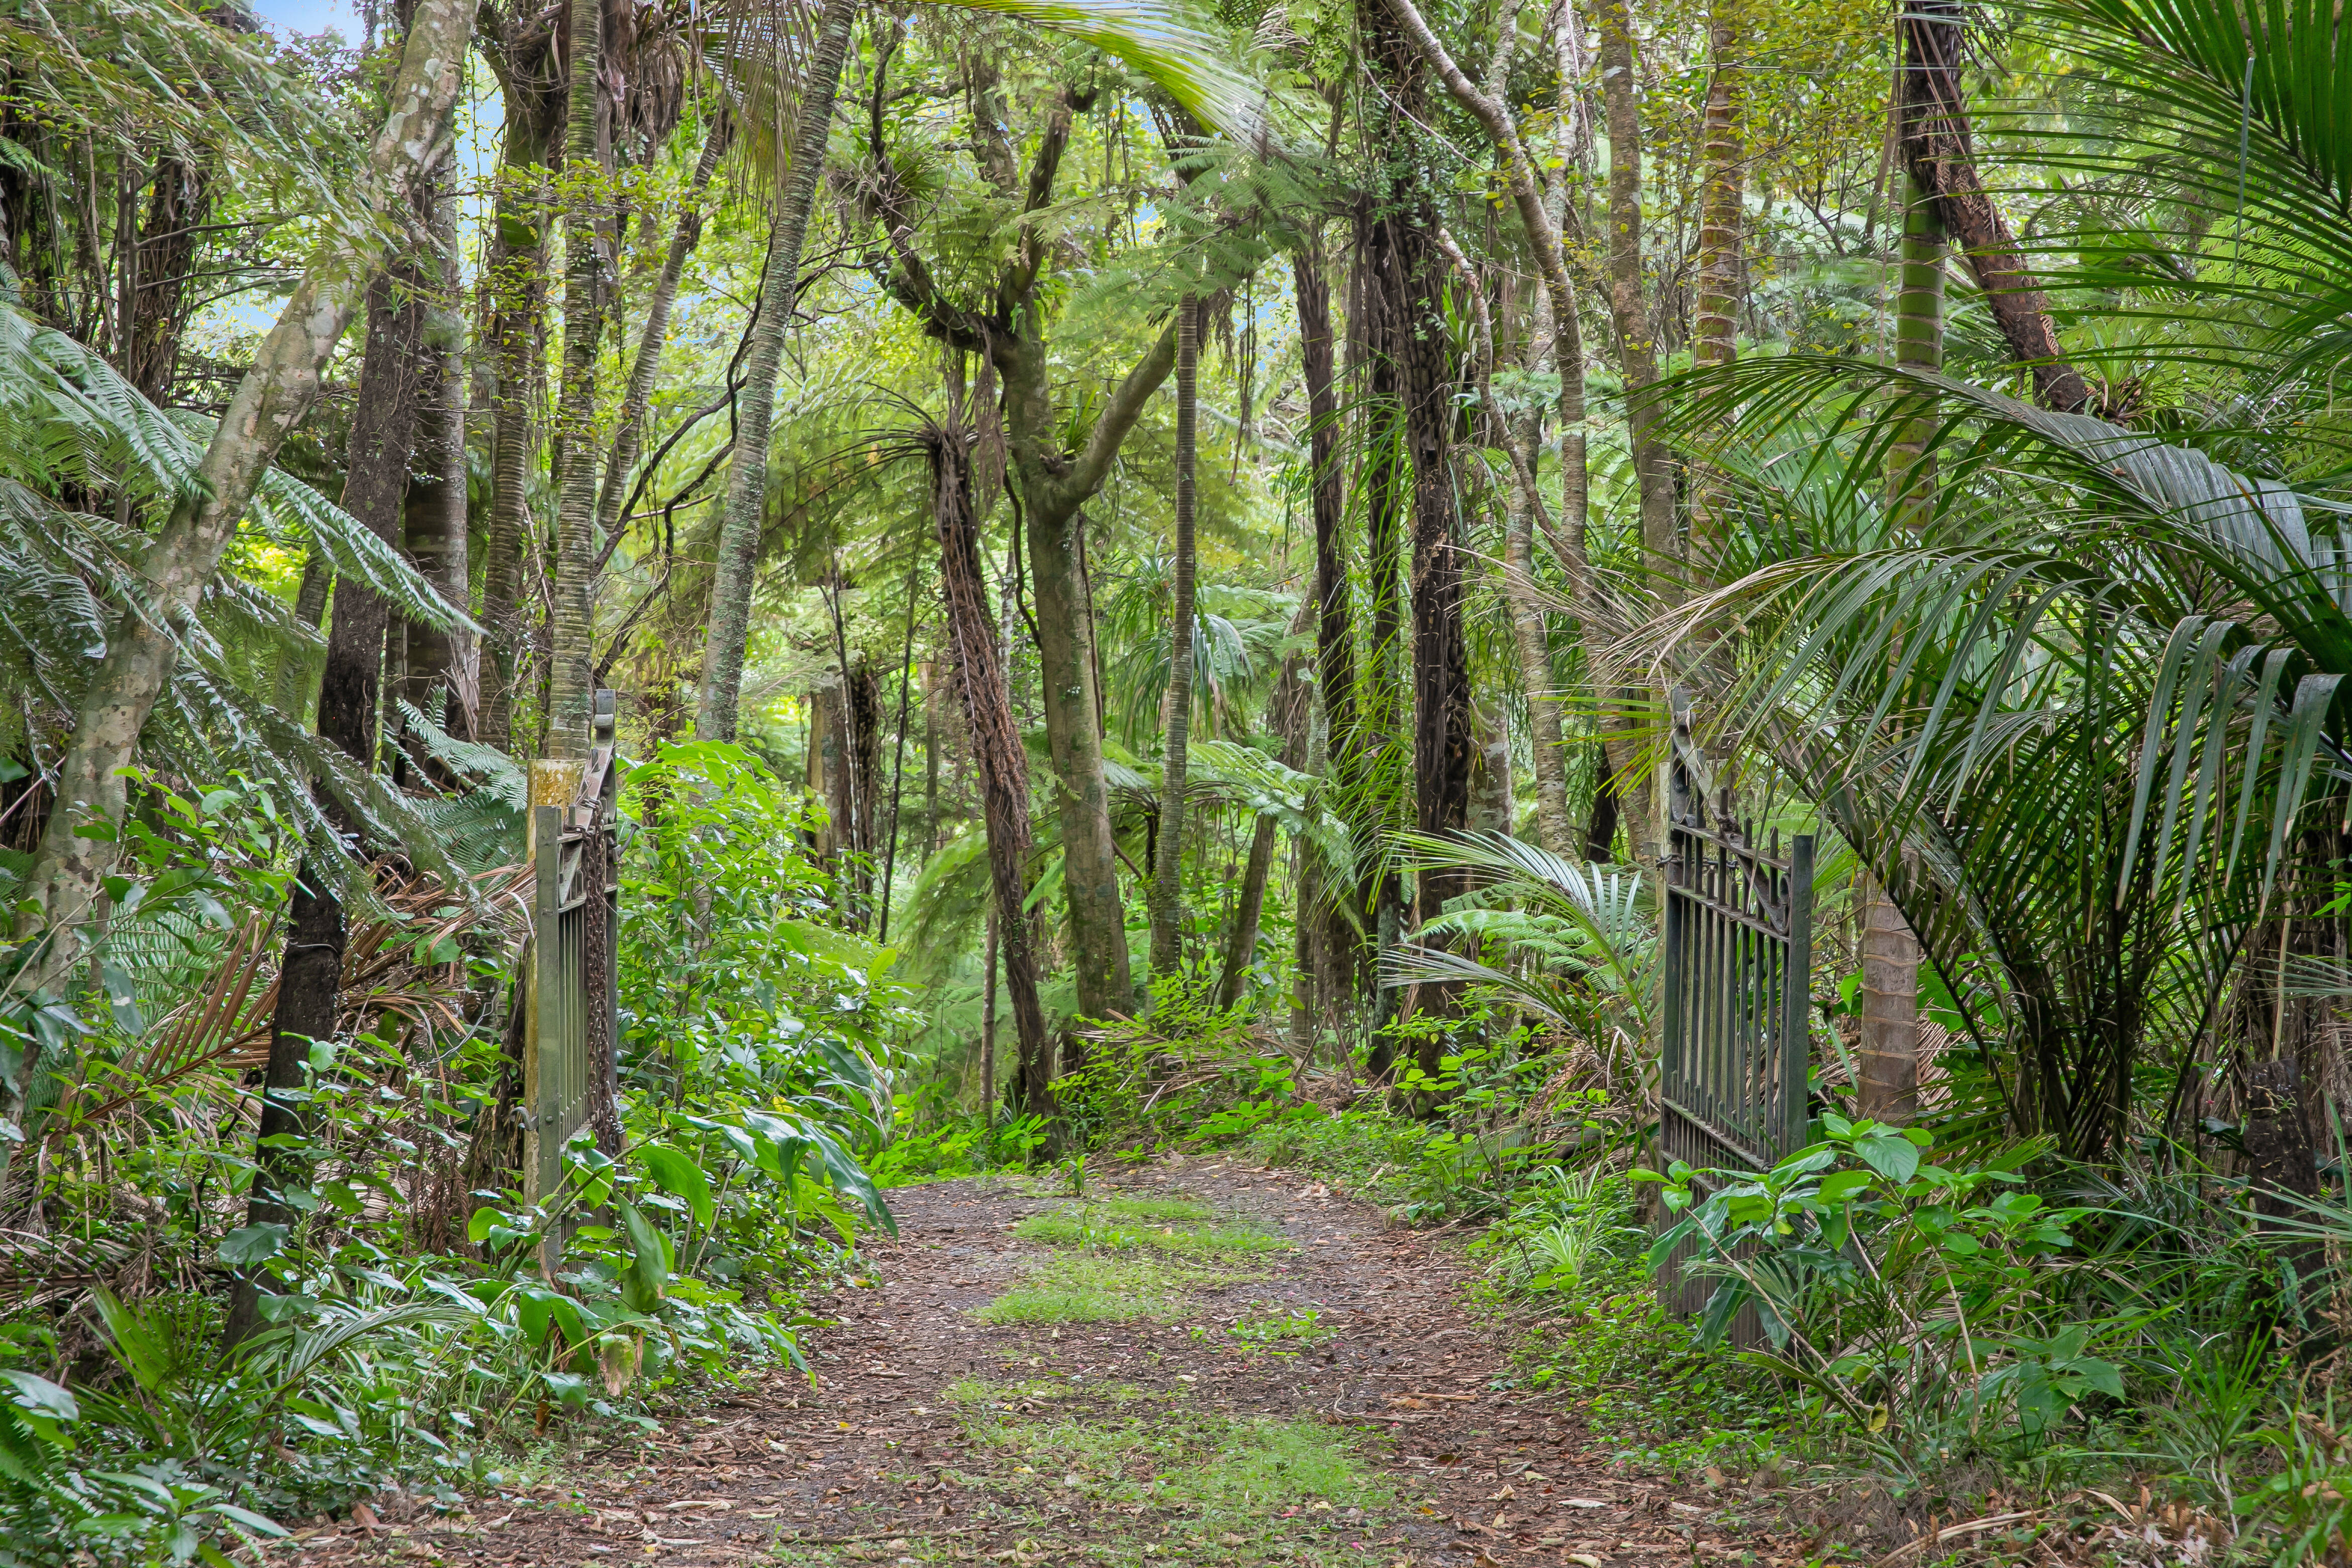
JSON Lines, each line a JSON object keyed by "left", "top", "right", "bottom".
{"left": 226, "top": 242, "right": 434, "bottom": 1348}
{"left": 595, "top": 117, "right": 728, "bottom": 546}
{"left": 545, "top": 0, "right": 605, "bottom": 766}
{"left": 1293, "top": 236, "right": 1363, "bottom": 1028}
{"left": 1362, "top": 0, "right": 1472, "bottom": 1077}
{"left": 1687, "top": 0, "right": 1742, "bottom": 556}
{"left": 477, "top": 93, "right": 558, "bottom": 756}
{"left": 1593, "top": 0, "right": 1669, "bottom": 875}
{"left": 1897, "top": 0, "right": 2090, "bottom": 413}
{"left": 696, "top": 0, "right": 859, "bottom": 743}
{"left": 1148, "top": 298, "right": 1199, "bottom": 982}
{"left": 4, "top": 0, "right": 471, "bottom": 1036}
{"left": 1402, "top": 213, "right": 1473, "bottom": 1066}
{"left": 1857, "top": 128, "right": 1946, "bottom": 1128}
{"left": 930, "top": 414, "right": 1051, "bottom": 1108}
{"left": 401, "top": 155, "right": 468, "bottom": 728}
{"left": 1356, "top": 205, "right": 1412, "bottom": 1075}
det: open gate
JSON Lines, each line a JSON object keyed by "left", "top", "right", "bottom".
{"left": 1656, "top": 725, "right": 1814, "bottom": 1332}
{"left": 524, "top": 689, "right": 620, "bottom": 1208}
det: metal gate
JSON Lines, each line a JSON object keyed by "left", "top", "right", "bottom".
{"left": 524, "top": 689, "right": 620, "bottom": 1208}
{"left": 1656, "top": 729, "right": 1814, "bottom": 1327}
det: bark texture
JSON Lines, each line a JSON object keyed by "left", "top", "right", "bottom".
{"left": 1293, "top": 238, "right": 1364, "bottom": 1021}
{"left": 930, "top": 419, "right": 1051, "bottom": 1108}
{"left": 696, "top": 0, "right": 859, "bottom": 743}
{"left": 545, "top": 0, "right": 606, "bottom": 764}
{"left": 1897, "top": 0, "right": 2091, "bottom": 414}
{"left": 476, "top": 17, "right": 566, "bottom": 755}
{"left": 399, "top": 158, "right": 469, "bottom": 731}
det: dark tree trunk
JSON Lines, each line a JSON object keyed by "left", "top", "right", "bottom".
{"left": 1294, "top": 237, "right": 1365, "bottom": 1030}
{"left": 400, "top": 158, "right": 468, "bottom": 733}
{"left": 226, "top": 256, "right": 428, "bottom": 1348}
{"left": 1897, "top": 0, "right": 2091, "bottom": 414}
{"left": 1355, "top": 204, "right": 1412, "bottom": 1079}
{"left": 930, "top": 415, "right": 1052, "bottom": 1110}
{"left": 124, "top": 158, "right": 208, "bottom": 403}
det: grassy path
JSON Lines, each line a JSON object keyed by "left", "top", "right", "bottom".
{"left": 319, "top": 1158, "right": 1780, "bottom": 1566}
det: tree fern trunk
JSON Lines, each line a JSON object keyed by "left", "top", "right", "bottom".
{"left": 696, "top": 0, "right": 859, "bottom": 743}
{"left": 931, "top": 412, "right": 1050, "bottom": 1109}
{"left": 401, "top": 155, "right": 467, "bottom": 733}
{"left": 1148, "top": 297, "right": 1199, "bottom": 983}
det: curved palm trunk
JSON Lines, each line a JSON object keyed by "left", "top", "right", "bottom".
{"left": 696, "top": 0, "right": 860, "bottom": 743}
{"left": 546, "top": 0, "right": 606, "bottom": 768}
{"left": 3, "top": 0, "right": 472, "bottom": 1100}
{"left": 1148, "top": 297, "right": 1199, "bottom": 982}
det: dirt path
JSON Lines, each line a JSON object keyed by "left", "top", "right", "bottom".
{"left": 317, "top": 1158, "right": 1778, "bottom": 1567}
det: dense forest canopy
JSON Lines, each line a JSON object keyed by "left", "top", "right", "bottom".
{"left": 9, "top": 0, "right": 2352, "bottom": 1559}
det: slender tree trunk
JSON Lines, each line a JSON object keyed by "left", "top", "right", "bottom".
{"left": 931, "top": 413, "right": 1051, "bottom": 1108}
{"left": 4, "top": 0, "right": 470, "bottom": 1034}
{"left": 226, "top": 234, "right": 435, "bottom": 1348}
{"left": 1593, "top": 0, "right": 1668, "bottom": 877}
{"left": 545, "top": 0, "right": 605, "bottom": 765}
{"left": 1356, "top": 206, "right": 1412, "bottom": 1075}
{"left": 1402, "top": 215, "right": 1473, "bottom": 1063}
{"left": 697, "top": 0, "right": 859, "bottom": 742}
{"left": 596, "top": 118, "right": 728, "bottom": 546}
{"left": 1003, "top": 324, "right": 1173, "bottom": 1022}
{"left": 1216, "top": 599, "right": 1315, "bottom": 1011}
{"left": 981, "top": 904, "right": 999, "bottom": 1123}
{"left": 1897, "top": 0, "right": 2089, "bottom": 413}
{"left": 1293, "top": 237, "right": 1363, "bottom": 1026}
{"left": 1149, "top": 298, "right": 1199, "bottom": 982}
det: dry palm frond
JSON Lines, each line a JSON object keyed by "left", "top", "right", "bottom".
{"left": 49, "top": 863, "right": 534, "bottom": 1138}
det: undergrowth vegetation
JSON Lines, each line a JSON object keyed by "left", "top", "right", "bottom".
{"left": 0, "top": 746, "right": 897, "bottom": 1565}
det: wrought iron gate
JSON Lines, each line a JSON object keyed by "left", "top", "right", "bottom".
{"left": 1656, "top": 733, "right": 1814, "bottom": 1326}
{"left": 524, "top": 689, "right": 620, "bottom": 1208}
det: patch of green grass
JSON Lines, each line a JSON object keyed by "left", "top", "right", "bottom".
{"left": 966, "top": 1409, "right": 1397, "bottom": 1560}
{"left": 1198, "top": 1306, "right": 1338, "bottom": 1347}
{"left": 973, "top": 1253, "right": 1245, "bottom": 1323}
{"left": 1098, "top": 1196, "right": 1213, "bottom": 1224}
{"left": 946, "top": 1376, "right": 1180, "bottom": 1408}
{"left": 1013, "top": 1200, "right": 1294, "bottom": 1258}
